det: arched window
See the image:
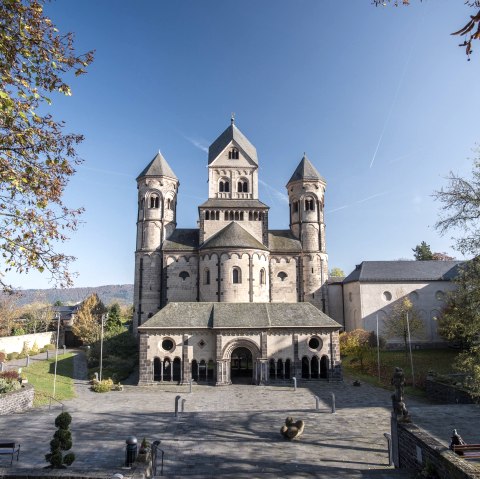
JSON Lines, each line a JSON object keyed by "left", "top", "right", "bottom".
{"left": 305, "top": 198, "right": 315, "bottom": 211}
{"left": 204, "top": 268, "right": 210, "bottom": 285}
{"left": 232, "top": 267, "right": 241, "bottom": 284}
{"left": 166, "top": 198, "right": 172, "bottom": 210}
{"left": 293, "top": 201, "right": 299, "bottom": 213}
{"left": 140, "top": 199, "right": 145, "bottom": 211}
{"left": 220, "top": 179, "right": 230, "bottom": 193}
{"left": 179, "top": 271, "right": 190, "bottom": 281}
{"left": 260, "top": 269, "right": 266, "bottom": 285}
{"left": 237, "top": 180, "right": 248, "bottom": 193}
{"left": 228, "top": 148, "right": 239, "bottom": 159}
{"left": 240, "top": 212, "right": 244, "bottom": 221}
{"left": 277, "top": 271, "right": 288, "bottom": 281}
{"left": 149, "top": 194, "right": 160, "bottom": 209}
{"left": 205, "top": 211, "right": 210, "bottom": 220}
{"left": 219, "top": 181, "right": 225, "bottom": 192}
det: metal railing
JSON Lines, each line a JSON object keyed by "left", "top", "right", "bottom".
{"left": 151, "top": 440, "right": 164, "bottom": 476}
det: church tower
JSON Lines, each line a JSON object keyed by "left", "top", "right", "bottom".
{"left": 133, "top": 152, "right": 178, "bottom": 334}
{"left": 287, "top": 154, "right": 328, "bottom": 312}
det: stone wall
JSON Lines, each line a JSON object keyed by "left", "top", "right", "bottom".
{"left": 0, "top": 383, "right": 34, "bottom": 415}
{"left": 397, "top": 421, "right": 480, "bottom": 479}
{"left": 425, "top": 376, "right": 475, "bottom": 404}
{"left": 0, "top": 332, "right": 55, "bottom": 355}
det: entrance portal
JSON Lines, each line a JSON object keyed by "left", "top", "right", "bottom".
{"left": 230, "top": 347, "right": 253, "bottom": 384}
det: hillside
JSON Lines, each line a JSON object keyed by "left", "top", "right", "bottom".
{"left": 14, "top": 284, "right": 134, "bottom": 306}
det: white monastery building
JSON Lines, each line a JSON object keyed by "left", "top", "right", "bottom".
{"left": 134, "top": 119, "right": 343, "bottom": 385}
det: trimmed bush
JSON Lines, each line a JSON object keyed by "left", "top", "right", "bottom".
{"left": 91, "top": 379, "right": 114, "bottom": 393}
{"left": 45, "top": 412, "right": 75, "bottom": 469}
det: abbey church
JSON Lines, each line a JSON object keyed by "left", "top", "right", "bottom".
{"left": 134, "top": 119, "right": 342, "bottom": 385}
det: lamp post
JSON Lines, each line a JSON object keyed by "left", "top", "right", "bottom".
{"left": 376, "top": 313, "right": 381, "bottom": 383}
{"left": 99, "top": 313, "right": 106, "bottom": 381}
{"left": 53, "top": 312, "right": 61, "bottom": 398}
{"left": 406, "top": 311, "right": 415, "bottom": 387}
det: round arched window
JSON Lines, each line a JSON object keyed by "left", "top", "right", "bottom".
{"left": 383, "top": 291, "right": 392, "bottom": 301}
{"left": 161, "top": 338, "right": 174, "bottom": 352}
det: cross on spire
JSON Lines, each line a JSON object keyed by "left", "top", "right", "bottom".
{"left": 231, "top": 112, "right": 235, "bottom": 125}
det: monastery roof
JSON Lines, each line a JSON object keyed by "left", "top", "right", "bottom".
{"left": 139, "top": 302, "right": 341, "bottom": 330}
{"left": 163, "top": 229, "right": 199, "bottom": 251}
{"left": 268, "top": 230, "right": 302, "bottom": 252}
{"left": 201, "top": 222, "right": 268, "bottom": 251}
{"left": 199, "top": 199, "right": 269, "bottom": 209}
{"left": 137, "top": 151, "right": 177, "bottom": 181}
{"left": 343, "top": 260, "right": 464, "bottom": 284}
{"left": 287, "top": 154, "right": 325, "bottom": 184}
{"left": 208, "top": 123, "right": 258, "bottom": 165}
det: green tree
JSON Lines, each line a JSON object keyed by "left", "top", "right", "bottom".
{"left": 383, "top": 297, "right": 424, "bottom": 353}
{"left": 71, "top": 294, "right": 106, "bottom": 344}
{"left": 106, "top": 303, "right": 122, "bottom": 331}
{"left": 0, "top": 0, "right": 94, "bottom": 292}
{"left": 329, "top": 267, "right": 345, "bottom": 277}
{"left": 339, "top": 329, "right": 373, "bottom": 372}
{"left": 373, "top": 1, "right": 480, "bottom": 59}
{"left": 412, "top": 241, "right": 434, "bottom": 260}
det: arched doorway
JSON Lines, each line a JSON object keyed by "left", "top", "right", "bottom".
{"left": 153, "top": 357, "right": 161, "bottom": 381}
{"left": 230, "top": 347, "right": 253, "bottom": 384}
{"left": 301, "top": 356, "right": 310, "bottom": 379}
{"left": 320, "top": 355, "right": 329, "bottom": 379}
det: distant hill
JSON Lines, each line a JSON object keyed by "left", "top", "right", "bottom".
{"left": 14, "top": 284, "right": 134, "bottom": 306}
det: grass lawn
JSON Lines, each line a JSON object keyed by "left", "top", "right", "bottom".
{"left": 22, "top": 352, "right": 76, "bottom": 407}
{"left": 342, "top": 348, "right": 460, "bottom": 396}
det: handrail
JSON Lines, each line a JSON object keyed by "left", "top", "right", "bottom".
{"left": 151, "top": 440, "right": 164, "bottom": 476}
{"left": 35, "top": 391, "right": 65, "bottom": 412}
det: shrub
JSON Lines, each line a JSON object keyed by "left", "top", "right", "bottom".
{"left": 91, "top": 378, "right": 114, "bottom": 393}
{"left": 21, "top": 341, "right": 30, "bottom": 357}
{"left": 30, "top": 341, "right": 40, "bottom": 355}
{"left": 12, "top": 327, "right": 26, "bottom": 336}
{"left": 45, "top": 412, "right": 75, "bottom": 469}
{"left": 0, "top": 378, "right": 21, "bottom": 394}
{"left": 0, "top": 351, "right": 5, "bottom": 362}
{"left": 0, "top": 370, "right": 19, "bottom": 381}
{"left": 7, "top": 352, "right": 19, "bottom": 360}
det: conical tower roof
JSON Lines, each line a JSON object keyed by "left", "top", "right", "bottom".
{"left": 208, "top": 121, "right": 257, "bottom": 165}
{"left": 287, "top": 154, "right": 325, "bottom": 184}
{"left": 136, "top": 151, "right": 177, "bottom": 181}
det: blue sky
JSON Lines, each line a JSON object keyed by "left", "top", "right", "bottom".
{"left": 10, "top": 0, "right": 480, "bottom": 289}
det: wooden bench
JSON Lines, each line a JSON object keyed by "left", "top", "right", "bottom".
{"left": 453, "top": 444, "right": 480, "bottom": 459}
{"left": 0, "top": 442, "right": 20, "bottom": 466}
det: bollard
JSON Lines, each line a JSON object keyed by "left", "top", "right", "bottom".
{"left": 0, "top": 362, "right": 3, "bottom": 372}
{"left": 181, "top": 398, "right": 186, "bottom": 413}
{"left": 189, "top": 378, "right": 193, "bottom": 394}
{"left": 125, "top": 436, "right": 137, "bottom": 467}
{"left": 314, "top": 395, "right": 320, "bottom": 411}
{"left": 175, "top": 395, "right": 181, "bottom": 417}
{"left": 26, "top": 355, "right": 30, "bottom": 367}
{"left": 384, "top": 433, "right": 392, "bottom": 466}
{"left": 292, "top": 377, "right": 297, "bottom": 391}
{"left": 63, "top": 345, "right": 66, "bottom": 354}
{"left": 94, "top": 372, "right": 99, "bottom": 381}
{"left": 46, "top": 349, "right": 49, "bottom": 360}
{"left": 331, "top": 392, "right": 336, "bottom": 414}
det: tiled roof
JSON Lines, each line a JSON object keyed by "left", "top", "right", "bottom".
{"left": 163, "top": 229, "right": 199, "bottom": 251}
{"left": 208, "top": 123, "right": 258, "bottom": 165}
{"left": 287, "top": 154, "right": 325, "bottom": 184}
{"left": 139, "top": 302, "right": 341, "bottom": 330}
{"left": 199, "top": 199, "right": 269, "bottom": 209}
{"left": 343, "top": 260, "right": 464, "bottom": 284}
{"left": 268, "top": 230, "right": 302, "bottom": 252}
{"left": 200, "top": 222, "right": 268, "bottom": 251}
{"left": 137, "top": 152, "right": 177, "bottom": 181}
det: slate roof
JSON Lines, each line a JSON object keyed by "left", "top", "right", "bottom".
{"left": 163, "top": 229, "right": 199, "bottom": 251}
{"left": 199, "top": 199, "right": 269, "bottom": 209}
{"left": 201, "top": 222, "right": 268, "bottom": 251}
{"left": 343, "top": 260, "right": 464, "bottom": 284}
{"left": 287, "top": 154, "right": 325, "bottom": 184}
{"left": 139, "top": 302, "right": 341, "bottom": 330}
{"left": 268, "top": 230, "right": 302, "bottom": 252}
{"left": 208, "top": 123, "right": 258, "bottom": 165}
{"left": 137, "top": 152, "right": 178, "bottom": 181}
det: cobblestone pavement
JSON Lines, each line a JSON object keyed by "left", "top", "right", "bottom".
{"left": 3, "top": 351, "right": 476, "bottom": 477}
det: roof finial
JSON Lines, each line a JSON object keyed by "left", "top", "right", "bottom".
{"left": 231, "top": 112, "right": 235, "bottom": 125}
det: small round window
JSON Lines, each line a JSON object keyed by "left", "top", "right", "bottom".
{"left": 162, "top": 338, "right": 174, "bottom": 352}
{"left": 383, "top": 291, "right": 392, "bottom": 301}
{"left": 410, "top": 291, "right": 419, "bottom": 301}
{"left": 308, "top": 336, "right": 322, "bottom": 351}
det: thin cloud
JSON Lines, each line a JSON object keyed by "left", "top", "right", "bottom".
{"left": 356, "top": 191, "right": 389, "bottom": 204}
{"left": 184, "top": 135, "right": 208, "bottom": 153}
{"left": 326, "top": 205, "right": 350, "bottom": 214}
{"left": 258, "top": 179, "right": 289, "bottom": 204}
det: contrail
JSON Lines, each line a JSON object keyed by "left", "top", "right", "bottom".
{"left": 356, "top": 191, "right": 389, "bottom": 204}
{"left": 184, "top": 135, "right": 208, "bottom": 153}
{"left": 259, "top": 179, "right": 289, "bottom": 204}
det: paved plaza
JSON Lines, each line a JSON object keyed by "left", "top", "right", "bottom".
{"left": 0, "top": 352, "right": 478, "bottom": 478}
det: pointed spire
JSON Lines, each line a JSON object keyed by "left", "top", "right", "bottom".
{"left": 287, "top": 154, "right": 325, "bottom": 184}
{"left": 231, "top": 112, "right": 235, "bottom": 125}
{"left": 136, "top": 151, "right": 178, "bottom": 181}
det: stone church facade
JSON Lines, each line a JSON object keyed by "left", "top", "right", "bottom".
{"left": 134, "top": 119, "right": 342, "bottom": 386}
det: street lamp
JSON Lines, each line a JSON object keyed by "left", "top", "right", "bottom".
{"left": 99, "top": 313, "right": 106, "bottom": 381}
{"left": 376, "top": 313, "right": 381, "bottom": 383}
{"left": 406, "top": 311, "right": 415, "bottom": 387}
{"left": 52, "top": 312, "right": 61, "bottom": 398}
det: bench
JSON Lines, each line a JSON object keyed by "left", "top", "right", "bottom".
{"left": 453, "top": 444, "right": 480, "bottom": 459}
{"left": 0, "top": 442, "right": 21, "bottom": 466}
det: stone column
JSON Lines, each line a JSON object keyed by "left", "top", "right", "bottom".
{"left": 293, "top": 334, "right": 300, "bottom": 379}
{"left": 138, "top": 332, "right": 152, "bottom": 385}
{"left": 181, "top": 334, "right": 190, "bottom": 385}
